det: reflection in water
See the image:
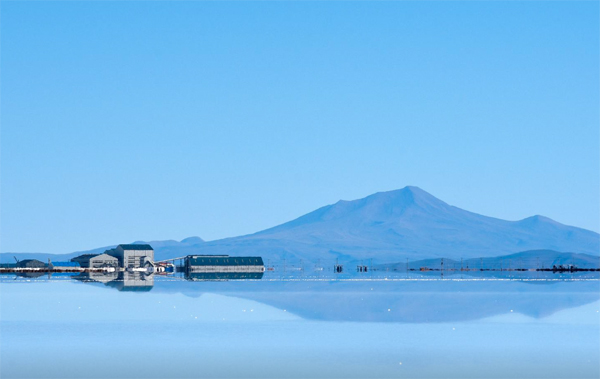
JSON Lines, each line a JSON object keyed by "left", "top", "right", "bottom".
{"left": 185, "top": 271, "right": 264, "bottom": 281}
{"left": 153, "top": 279, "right": 600, "bottom": 323}
{"left": 1, "top": 273, "right": 599, "bottom": 379}
{"left": 74, "top": 271, "right": 154, "bottom": 291}
{"left": 15, "top": 271, "right": 46, "bottom": 279}
{"left": 2, "top": 271, "right": 599, "bottom": 323}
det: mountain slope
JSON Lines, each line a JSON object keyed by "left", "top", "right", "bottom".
{"left": 194, "top": 186, "right": 599, "bottom": 262}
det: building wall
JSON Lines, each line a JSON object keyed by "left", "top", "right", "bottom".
{"left": 89, "top": 254, "right": 119, "bottom": 268}
{"left": 72, "top": 254, "right": 118, "bottom": 268}
{"left": 110, "top": 246, "right": 154, "bottom": 268}
{"left": 125, "top": 250, "right": 153, "bottom": 269}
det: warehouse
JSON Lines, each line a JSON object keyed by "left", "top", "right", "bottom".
{"left": 71, "top": 253, "right": 119, "bottom": 269}
{"left": 105, "top": 244, "right": 154, "bottom": 269}
{"left": 185, "top": 255, "right": 265, "bottom": 273}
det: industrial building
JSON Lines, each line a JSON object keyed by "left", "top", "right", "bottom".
{"left": 71, "top": 253, "right": 119, "bottom": 269}
{"left": 185, "top": 255, "right": 265, "bottom": 273}
{"left": 104, "top": 244, "right": 154, "bottom": 269}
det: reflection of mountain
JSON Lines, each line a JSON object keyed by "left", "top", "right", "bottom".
{"left": 74, "top": 272, "right": 154, "bottom": 292}
{"left": 152, "top": 280, "right": 600, "bottom": 323}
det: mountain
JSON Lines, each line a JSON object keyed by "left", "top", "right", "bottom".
{"left": 2, "top": 187, "right": 598, "bottom": 264}
{"left": 191, "top": 186, "right": 599, "bottom": 263}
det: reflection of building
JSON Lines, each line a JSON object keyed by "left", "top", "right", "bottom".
{"left": 16, "top": 271, "right": 46, "bottom": 278}
{"left": 74, "top": 271, "right": 119, "bottom": 283}
{"left": 74, "top": 271, "right": 154, "bottom": 291}
{"left": 185, "top": 271, "right": 264, "bottom": 281}
{"left": 107, "top": 272, "right": 154, "bottom": 292}
{"left": 71, "top": 253, "right": 119, "bottom": 269}
{"left": 104, "top": 244, "right": 154, "bottom": 269}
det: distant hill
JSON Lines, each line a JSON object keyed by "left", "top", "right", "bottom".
{"left": 2, "top": 187, "right": 598, "bottom": 264}
{"left": 0, "top": 237, "right": 204, "bottom": 264}
{"left": 376, "top": 250, "right": 600, "bottom": 270}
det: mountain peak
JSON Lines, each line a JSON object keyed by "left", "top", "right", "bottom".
{"left": 362, "top": 186, "right": 449, "bottom": 210}
{"left": 518, "top": 215, "right": 561, "bottom": 226}
{"left": 181, "top": 236, "right": 204, "bottom": 244}
{"left": 273, "top": 186, "right": 451, "bottom": 228}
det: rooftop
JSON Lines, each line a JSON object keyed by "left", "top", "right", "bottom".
{"left": 118, "top": 244, "right": 153, "bottom": 251}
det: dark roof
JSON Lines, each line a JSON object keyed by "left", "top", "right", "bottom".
{"left": 72, "top": 253, "right": 114, "bottom": 260}
{"left": 119, "top": 244, "right": 153, "bottom": 251}
{"left": 71, "top": 254, "right": 99, "bottom": 259}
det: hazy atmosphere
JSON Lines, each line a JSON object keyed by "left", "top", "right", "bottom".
{"left": 2, "top": 1, "right": 598, "bottom": 254}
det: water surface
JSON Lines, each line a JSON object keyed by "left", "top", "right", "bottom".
{"left": 1, "top": 273, "right": 598, "bottom": 378}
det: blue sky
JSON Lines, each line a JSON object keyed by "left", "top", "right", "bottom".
{"left": 1, "top": 1, "right": 598, "bottom": 254}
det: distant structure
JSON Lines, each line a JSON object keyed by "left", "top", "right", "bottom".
{"left": 71, "top": 253, "right": 119, "bottom": 269}
{"left": 104, "top": 244, "right": 154, "bottom": 269}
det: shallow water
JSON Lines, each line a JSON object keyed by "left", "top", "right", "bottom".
{"left": 1, "top": 273, "right": 599, "bottom": 379}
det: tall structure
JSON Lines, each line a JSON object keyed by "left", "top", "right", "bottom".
{"left": 105, "top": 244, "right": 154, "bottom": 269}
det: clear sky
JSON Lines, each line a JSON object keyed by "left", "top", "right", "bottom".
{"left": 1, "top": 1, "right": 598, "bottom": 254}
